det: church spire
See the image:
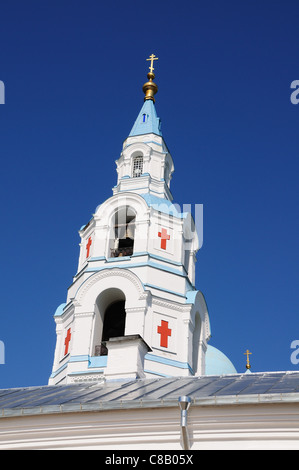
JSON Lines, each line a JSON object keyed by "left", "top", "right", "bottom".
{"left": 142, "top": 54, "right": 158, "bottom": 102}
{"left": 128, "top": 54, "right": 162, "bottom": 138}
{"left": 49, "top": 53, "right": 213, "bottom": 386}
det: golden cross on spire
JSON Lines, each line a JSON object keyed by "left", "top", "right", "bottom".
{"left": 146, "top": 54, "right": 158, "bottom": 74}
{"left": 244, "top": 349, "right": 252, "bottom": 369}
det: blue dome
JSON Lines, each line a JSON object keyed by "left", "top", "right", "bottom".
{"left": 205, "top": 345, "right": 237, "bottom": 375}
{"left": 54, "top": 303, "right": 66, "bottom": 317}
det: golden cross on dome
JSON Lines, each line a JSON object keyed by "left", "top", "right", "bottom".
{"left": 244, "top": 349, "right": 252, "bottom": 369}
{"left": 146, "top": 54, "right": 158, "bottom": 73}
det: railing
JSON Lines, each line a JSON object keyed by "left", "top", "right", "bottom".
{"left": 110, "top": 246, "right": 133, "bottom": 258}
{"left": 94, "top": 343, "right": 108, "bottom": 356}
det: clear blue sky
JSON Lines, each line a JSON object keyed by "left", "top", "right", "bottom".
{"left": 0, "top": 0, "right": 298, "bottom": 388}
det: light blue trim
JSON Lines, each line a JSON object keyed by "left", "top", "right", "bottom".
{"left": 130, "top": 251, "right": 148, "bottom": 258}
{"left": 76, "top": 257, "right": 195, "bottom": 300}
{"left": 130, "top": 251, "right": 188, "bottom": 272}
{"left": 123, "top": 140, "right": 163, "bottom": 150}
{"left": 52, "top": 355, "right": 193, "bottom": 377}
{"left": 79, "top": 216, "right": 93, "bottom": 232}
{"left": 147, "top": 260, "right": 183, "bottom": 276}
{"left": 54, "top": 303, "right": 66, "bottom": 317}
{"left": 144, "top": 369, "right": 172, "bottom": 378}
{"left": 50, "top": 355, "right": 107, "bottom": 378}
{"left": 89, "top": 356, "right": 108, "bottom": 368}
{"left": 143, "top": 140, "right": 163, "bottom": 147}
{"left": 145, "top": 353, "right": 194, "bottom": 375}
{"left": 144, "top": 283, "right": 186, "bottom": 298}
{"left": 69, "top": 355, "right": 107, "bottom": 369}
{"left": 69, "top": 355, "right": 89, "bottom": 363}
{"left": 85, "top": 260, "right": 185, "bottom": 278}
{"left": 186, "top": 290, "right": 198, "bottom": 304}
{"left": 129, "top": 100, "right": 162, "bottom": 137}
{"left": 148, "top": 252, "right": 185, "bottom": 267}
{"left": 106, "top": 256, "right": 132, "bottom": 263}
{"left": 140, "top": 193, "right": 187, "bottom": 219}
{"left": 110, "top": 250, "right": 182, "bottom": 267}
{"left": 118, "top": 186, "right": 150, "bottom": 192}
{"left": 116, "top": 187, "right": 172, "bottom": 201}
{"left": 50, "top": 362, "right": 67, "bottom": 378}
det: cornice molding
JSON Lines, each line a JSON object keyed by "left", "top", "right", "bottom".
{"left": 76, "top": 268, "right": 145, "bottom": 303}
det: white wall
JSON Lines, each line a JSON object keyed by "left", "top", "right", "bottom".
{"left": 1, "top": 402, "right": 299, "bottom": 450}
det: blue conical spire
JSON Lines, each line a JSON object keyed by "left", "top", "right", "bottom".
{"left": 129, "top": 99, "right": 162, "bottom": 137}
{"left": 129, "top": 54, "right": 162, "bottom": 138}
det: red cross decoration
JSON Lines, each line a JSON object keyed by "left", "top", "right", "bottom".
{"left": 157, "top": 320, "right": 172, "bottom": 348}
{"left": 158, "top": 228, "right": 170, "bottom": 250}
{"left": 64, "top": 328, "right": 71, "bottom": 356}
{"left": 86, "top": 237, "right": 92, "bottom": 258}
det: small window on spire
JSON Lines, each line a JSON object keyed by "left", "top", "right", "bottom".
{"left": 142, "top": 113, "right": 148, "bottom": 123}
{"left": 132, "top": 156, "right": 143, "bottom": 178}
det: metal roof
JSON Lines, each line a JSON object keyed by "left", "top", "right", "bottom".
{"left": 1, "top": 371, "right": 299, "bottom": 418}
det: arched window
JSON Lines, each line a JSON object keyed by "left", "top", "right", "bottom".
{"left": 109, "top": 206, "right": 136, "bottom": 258}
{"left": 132, "top": 156, "right": 143, "bottom": 178}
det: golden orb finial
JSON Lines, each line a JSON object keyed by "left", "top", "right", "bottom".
{"left": 142, "top": 54, "right": 159, "bottom": 102}
{"left": 244, "top": 349, "right": 252, "bottom": 370}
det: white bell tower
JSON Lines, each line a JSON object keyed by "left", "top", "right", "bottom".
{"left": 49, "top": 55, "right": 211, "bottom": 385}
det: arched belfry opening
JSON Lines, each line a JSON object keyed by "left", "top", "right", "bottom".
{"left": 109, "top": 206, "right": 136, "bottom": 258}
{"left": 93, "top": 288, "right": 127, "bottom": 356}
{"left": 102, "top": 300, "right": 126, "bottom": 342}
